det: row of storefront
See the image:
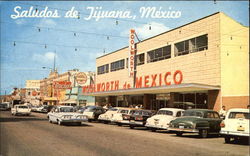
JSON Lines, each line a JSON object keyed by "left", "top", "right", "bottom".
{"left": 82, "top": 12, "right": 249, "bottom": 111}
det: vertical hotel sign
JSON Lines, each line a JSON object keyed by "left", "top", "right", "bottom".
{"left": 128, "top": 29, "right": 135, "bottom": 77}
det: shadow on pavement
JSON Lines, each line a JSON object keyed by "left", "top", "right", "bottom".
{"left": 224, "top": 139, "right": 250, "bottom": 146}
{"left": 170, "top": 133, "right": 221, "bottom": 139}
{"left": 0, "top": 116, "right": 47, "bottom": 122}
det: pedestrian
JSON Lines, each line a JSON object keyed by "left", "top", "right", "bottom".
{"left": 219, "top": 106, "right": 227, "bottom": 119}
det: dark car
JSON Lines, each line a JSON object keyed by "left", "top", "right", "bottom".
{"left": 83, "top": 106, "right": 106, "bottom": 122}
{"left": 0, "top": 103, "right": 9, "bottom": 111}
{"left": 168, "top": 109, "right": 222, "bottom": 138}
{"left": 129, "top": 109, "right": 155, "bottom": 129}
{"left": 41, "top": 105, "right": 55, "bottom": 113}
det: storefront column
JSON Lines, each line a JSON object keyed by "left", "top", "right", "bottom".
{"left": 208, "top": 90, "right": 221, "bottom": 111}
{"left": 168, "top": 92, "right": 175, "bottom": 108}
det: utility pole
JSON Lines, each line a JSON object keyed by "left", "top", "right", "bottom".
{"left": 53, "top": 50, "right": 56, "bottom": 72}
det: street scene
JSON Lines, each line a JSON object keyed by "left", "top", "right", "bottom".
{"left": 0, "top": 1, "right": 249, "bottom": 156}
{"left": 0, "top": 111, "right": 249, "bottom": 156}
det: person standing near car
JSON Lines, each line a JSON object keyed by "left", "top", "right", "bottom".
{"left": 219, "top": 106, "right": 227, "bottom": 119}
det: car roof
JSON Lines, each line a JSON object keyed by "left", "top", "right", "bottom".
{"left": 227, "top": 108, "right": 249, "bottom": 113}
{"left": 185, "top": 109, "right": 216, "bottom": 112}
{"left": 159, "top": 108, "right": 184, "bottom": 111}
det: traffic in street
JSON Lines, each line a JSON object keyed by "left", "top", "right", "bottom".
{"left": 0, "top": 111, "right": 249, "bottom": 156}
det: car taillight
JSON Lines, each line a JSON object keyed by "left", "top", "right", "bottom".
{"left": 136, "top": 117, "right": 143, "bottom": 120}
{"left": 220, "top": 121, "right": 225, "bottom": 128}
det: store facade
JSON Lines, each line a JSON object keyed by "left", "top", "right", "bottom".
{"left": 83, "top": 12, "right": 249, "bottom": 111}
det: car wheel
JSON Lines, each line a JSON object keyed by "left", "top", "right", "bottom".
{"left": 49, "top": 117, "right": 52, "bottom": 123}
{"left": 57, "top": 120, "right": 62, "bottom": 125}
{"left": 151, "top": 128, "right": 156, "bottom": 132}
{"left": 224, "top": 137, "right": 231, "bottom": 143}
{"left": 176, "top": 132, "right": 183, "bottom": 136}
{"left": 117, "top": 123, "right": 122, "bottom": 126}
{"left": 130, "top": 125, "right": 134, "bottom": 129}
{"left": 199, "top": 129, "right": 208, "bottom": 138}
{"left": 88, "top": 119, "right": 92, "bottom": 122}
{"left": 77, "top": 122, "right": 82, "bottom": 126}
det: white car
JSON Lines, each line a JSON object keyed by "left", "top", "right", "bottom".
{"left": 145, "top": 108, "right": 184, "bottom": 131}
{"left": 111, "top": 108, "right": 139, "bottom": 126}
{"left": 47, "top": 106, "right": 88, "bottom": 125}
{"left": 220, "top": 108, "right": 249, "bottom": 143}
{"left": 98, "top": 107, "right": 122, "bottom": 123}
{"left": 11, "top": 105, "right": 31, "bottom": 116}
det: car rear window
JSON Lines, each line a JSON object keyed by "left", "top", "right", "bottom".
{"left": 157, "top": 110, "right": 173, "bottom": 116}
{"left": 183, "top": 111, "right": 203, "bottom": 117}
{"left": 228, "top": 112, "right": 250, "bottom": 119}
{"left": 18, "top": 106, "right": 28, "bottom": 109}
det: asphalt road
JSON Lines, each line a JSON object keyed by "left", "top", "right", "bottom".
{"left": 0, "top": 111, "right": 249, "bottom": 156}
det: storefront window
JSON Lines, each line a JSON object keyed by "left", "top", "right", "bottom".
{"left": 97, "top": 64, "right": 109, "bottom": 75}
{"left": 111, "top": 59, "right": 125, "bottom": 72}
{"left": 147, "top": 45, "right": 171, "bottom": 63}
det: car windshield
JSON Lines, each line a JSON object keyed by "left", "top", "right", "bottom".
{"left": 59, "top": 107, "right": 74, "bottom": 112}
{"left": 18, "top": 106, "right": 28, "bottom": 109}
{"left": 228, "top": 112, "right": 250, "bottom": 119}
{"left": 157, "top": 110, "right": 173, "bottom": 116}
{"left": 108, "top": 108, "right": 118, "bottom": 111}
{"left": 183, "top": 111, "right": 203, "bottom": 117}
{"left": 119, "top": 109, "right": 129, "bottom": 114}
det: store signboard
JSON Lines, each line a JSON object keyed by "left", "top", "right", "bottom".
{"left": 76, "top": 72, "right": 88, "bottom": 86}
{"left": 53, "top": 81, "right": 72, "bottom": 89}
{"left": 128, "top": 29, "right": 135, "bottom": 77}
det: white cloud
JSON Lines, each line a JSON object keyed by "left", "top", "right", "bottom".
{"left": 32, "top": 52, "right": 57, "bottom": 63}
{"left": 37, "top": 19, "right": 57, "bottom": 27}
{"left": 15, "top": 19, "right": 26, "bottom": 25}
{"left": 121, "top": 22, "right": 170, "bottom": 40}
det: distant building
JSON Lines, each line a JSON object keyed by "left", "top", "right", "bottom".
{"left": 25, "top": 80, "right": 41, "bottom": 105}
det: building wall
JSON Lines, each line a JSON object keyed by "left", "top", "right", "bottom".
{"left": 220, "top": 13, "right": 249, "bottom": 109}
{"left": 96, "top": 13, "right": 221, "bottom": 90}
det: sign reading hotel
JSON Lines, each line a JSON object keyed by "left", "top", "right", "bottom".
{"left": 53, "top": 81, "right": 72, "bottom": 89}
{"left": 82, "top": 70, "right": 183, "bottom": 93}
{"left": 76, "top": 72, "right": 88, "bottom": 86}
{"left": 128, "top": 29, "right": 135, "bottom": 77}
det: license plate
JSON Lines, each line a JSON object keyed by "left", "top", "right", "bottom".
{"left": 237, "top": 126, "right": 245, "bottom": 131}
{"left": 179, "top": 126, "right": 184, "bottom": 129}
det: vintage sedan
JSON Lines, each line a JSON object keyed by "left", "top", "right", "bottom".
{"left": 111, "top": 108, "right": 138, "bottom": 126}
{"left": 169, "top": 109, "right": 222, "bottom": 138}
{"left": 82, "top": 106, "right": 105, "bottom": 122}
{"left": 145, "top": 108, "right": 184, "bottom": 131}
{"left": 47, "top": 106, "right": 88, "bottom": 125}
{"left": 129, "top": 109, "right": 155, "bottom": 129}
{"left": 98, "top": 107, "right": 121, "bottom": 123}
{"left": 220, "top": 108, "right": 249, "bottom": 143}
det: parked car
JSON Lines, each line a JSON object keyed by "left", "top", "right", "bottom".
{"left": 145, "top": 108, "right": 184, "bottom": 131}
{"left": 129, "top": 109, "right": 155, "bottom": 129}
{"left": 111, "top": 108, "right": 138, "bottom": 126}
{"left": 98, "top": 107, "right": 122, "bottom": 124}
{"left": 47, "top": 106, "right": 88, "bottom": 125}
{"left": 41, "top": 105, "right": 54, "bottom": 113}
{"left": 82, "top": 106, "right": 105, "bottom": 122}
{"left": 220, "top": 108, "right": 249, "bottom": 143}
{"left": 11, "top": 105, "right": 31, "bottom": 116}
{"left": 168, "top": 109, "right": 222, "bottom": 138}
{"left": 0, "top": 102, "right": 10, "bottom": 111}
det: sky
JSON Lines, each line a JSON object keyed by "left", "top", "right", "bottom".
{"left": 0, "top": 1, "right": 249, "bottom": 95}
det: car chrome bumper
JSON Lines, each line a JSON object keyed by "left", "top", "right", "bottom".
{"left": 145, "top": 124, "right": 168, "bottom": 130}
{"left": 168, "top": 127, "right": 199, "bottom": 133}
{"left": 129, "top": 121, "right": 144, "bottom": 126}
{"left": 220, "top": 130, "right": 250, "bottom": 137}
{"left": 61, "top": 118, "right": 88, "bottom": 123}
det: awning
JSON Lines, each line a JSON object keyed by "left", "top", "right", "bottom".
{"left": 43, "top": 97, "right": 58, "bottom": 101}
{"left": 83, "top": 83, "right": 220, "bottom": 97}
{"left": 59, "top": 99, "right": 77, "bottom": 104}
